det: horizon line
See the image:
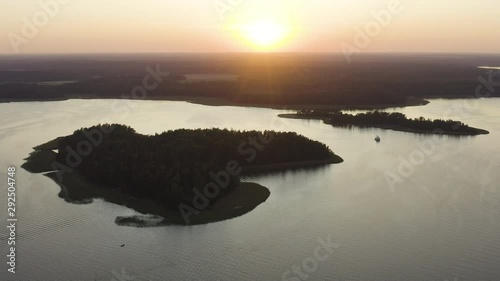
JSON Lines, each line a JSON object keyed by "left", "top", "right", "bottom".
{"left": 1, "top": 51, "right": 500, "bottom": 57}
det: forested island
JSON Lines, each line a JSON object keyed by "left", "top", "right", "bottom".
{"left": 279, "top": 110, "right": 489, "bottom": 136}
{"left": 22, "top": 124, "right": 342, "bottom": 226}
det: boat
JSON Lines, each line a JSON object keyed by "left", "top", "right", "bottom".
{"left": 375, "top": 135, "right": 381, "bottom": 142}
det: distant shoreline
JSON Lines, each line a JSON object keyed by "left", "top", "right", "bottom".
{"left": 0, "top": 95, "right": 429, "bottom": 110}
{"left": 278, "top": 113, "right": 490, "bottom": 136}
{"left": 323, "top": 122, "right": 490, "bottom": 136}
{"left": 243, "top": 158, "right": 344, "bottom": 173}
{"left": 6, "top": 94, "right": 499, "bottom": 112}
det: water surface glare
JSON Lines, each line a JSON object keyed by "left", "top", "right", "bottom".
{"left": 1, "top": 98, "right": 499, "bottom": 281}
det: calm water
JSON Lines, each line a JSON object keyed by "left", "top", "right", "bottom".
{"left": 1, "top": 98, "right": 499, "bottom": 281}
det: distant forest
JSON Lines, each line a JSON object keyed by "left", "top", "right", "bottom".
{"left": 0, "top": 75, "right": 414, "bottom": 106}
{"left": 55, "top": 125, "right": 339, "bottom": 209}
{"left": 287, "top": 110, "right": 489, "bottom": 135}
{"left": 1, "top": 54, "right": 499, "bottom": 107}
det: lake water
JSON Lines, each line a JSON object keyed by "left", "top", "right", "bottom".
{"left": 1, "top": 98, "right": 499, "bottom": 281}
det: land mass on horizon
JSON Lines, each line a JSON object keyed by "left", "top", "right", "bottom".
{"left": 2, "top": 54, "right": 499, "bottom": 110}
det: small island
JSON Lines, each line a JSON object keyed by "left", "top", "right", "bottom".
{"left": 279, "top": 110, "right": 489, "bottom": 136}
{"left": 23, "top": 124, "right": 343, "bottom": 226}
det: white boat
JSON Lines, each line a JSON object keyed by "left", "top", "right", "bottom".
{"left": 375, "top": 135, "right": 381, "bottom": 142}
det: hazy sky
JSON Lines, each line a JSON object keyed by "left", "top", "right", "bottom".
{"left": 1, "top": 0, "right": 499, "bottom": 54}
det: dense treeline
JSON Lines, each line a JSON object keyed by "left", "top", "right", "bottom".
{"left": 293, "top": 110, "right": 489, "bottom": 135}
{"left": 0, "top": 77, "right": 411, "bottom": 106}
{"left": 56, "top": 124, "right": 338, "bottom": 209}
{"left": 2, "top": 54, "right": 500, "bottom": 106}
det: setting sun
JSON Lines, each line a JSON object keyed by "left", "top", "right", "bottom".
{"left": 237, "top": 19, "right": 292, "bottom": 50}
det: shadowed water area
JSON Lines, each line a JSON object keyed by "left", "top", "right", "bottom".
{"left": 1, "top": 98, "right": 499, "bottom": 281}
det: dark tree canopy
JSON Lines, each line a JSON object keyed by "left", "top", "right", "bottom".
{"left": 291, "top": 110, "right": 489, "bottom": 135}
{"left": 56, "top": 124, "right": 339, "bottom": 209}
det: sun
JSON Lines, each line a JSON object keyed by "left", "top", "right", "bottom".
{"left": 238, "top": 19, "right": 291, "bottom": 50}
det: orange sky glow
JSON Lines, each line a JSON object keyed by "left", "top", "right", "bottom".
{"left": 1, "top": 0, "right": 499, "bottom": 54}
